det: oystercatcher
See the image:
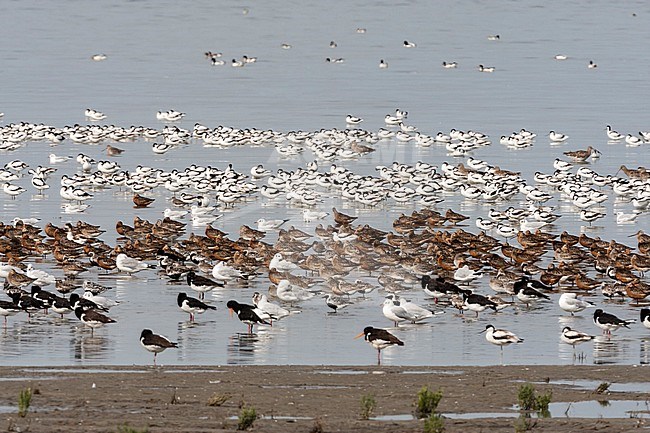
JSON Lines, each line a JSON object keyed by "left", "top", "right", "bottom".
{"left": 593, "top": 309, "right": 635, "bottom": 335}
{"left": 354, "top": 326, "right": 404, "bottom": 365}
{"left": 187, "top": 271, "right": 224, "bottom": 300}
{"left": 226, "top": 300, "right": 270, "bottom": 334}
{"left": 140, "top": 329, "right": 178, "bottom": 366}
{"left": 0, "top": 300, "right": 21, "bottom": 327}
{"left": 177, "top": 292, "right": 216, "bottom": 322}
{"left": 74, "top": 307, "right": 116, "bottom": 336}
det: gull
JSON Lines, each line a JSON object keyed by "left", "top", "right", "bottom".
{"left": 276, "top": 280, "right": 315, "bottom": 303}
{"left": 382, "top": 297, "right": 411, "bottom": 327}
{"left": 192, "top": 214, "right": 221, "bottom": 226}
{"left": 616, "top": 211, "right": 638, "bottom": 224}
{"left": 13, "top": 217, "right": 41, "bottom": 225}
{"left": 91, "top": 54, "right": 107, "bottom": 61}
{"left": 25, "top": 265, "right": 55, "bottom": 287}
{"left": 386, "top": 294, "right": 438, "bottom": 324}
{"left": 558, "top": 293, "right": 594, "bottom": 315}
{"left": 269, "top": 253, "right": 299, "bottom": 272}
{"left": 116, "top": 253, "right": 154, "bottom": 275}
{"left": 454, "top": 265, "right": 482, "bottom": 283}
{"left": 253, "top": 292, "right": 289, "bottom": 321}
{"left": 554, "top": 54, "right": 568, "bottom": 60}
{"left": 212, "top": 261, "right": 249, "bottom": 283}
{"left": 83, "top": 291, "right": 119, "bottom": 309}
{"left": 256, "top": 218, "right": 289, "bottom": 231}
{"left": 164, "top": 208, "right": 189, "bottom": 220}
{"left": 549, "top": 131, "right": 569, "bottom": 142}
{"left": 303, "top": 209, "right": 329, "bottom": 222}
{"left": 49, "top": 154, "right": 71, "bottom": 164}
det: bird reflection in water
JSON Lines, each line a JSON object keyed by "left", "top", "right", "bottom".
{"left": 593, "top": 336, "right": 625, "bottom": 365}
{"left": 227, "top": 333, "right": 261, "bottom": 364}
{"left": 73, "top": 334, "right": 111, "bottom": 361}
{"left": 176, "top": 319, "right": 214, "bottom": 362}
{"left": 640, "top": 338, "right": 650, "bottom": 365}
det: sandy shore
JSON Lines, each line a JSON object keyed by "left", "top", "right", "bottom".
{"left": 0, "top": 365, "right": 648, "bottom": 432}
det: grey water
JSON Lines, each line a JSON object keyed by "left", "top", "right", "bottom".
{"left": 0, "top": 0, "right": 650, "bottom": 366}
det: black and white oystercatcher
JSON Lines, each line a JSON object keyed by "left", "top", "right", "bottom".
{"left": 74, "top": 307, "right": 116, "bottom": 336}
{"left": 354, "top": 326, "right": 404, "bottom": 365}
{"left": 593, "top": 309, "right": 635, "bottom": 335}
{"left": 226, "top": 300, "right": 270, "bottom": 334}
{"left": 140, "top": 329, "right": 177, "bottom": 365}
{"left": 177, "top": 292, "right": 216, "bottom": 322}
{"left": 187, "top": 271, "right": 224, "bottom": 300}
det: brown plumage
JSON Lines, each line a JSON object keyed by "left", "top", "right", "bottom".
{"left": 133, "top": 194, "right": 155, "bottom": 208}
{"left": 332, "top": 207, "right": 357, "bottom": 226}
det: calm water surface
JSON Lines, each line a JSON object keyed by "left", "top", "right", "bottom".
{"left": 0, "top": 0, "right": 649, "bottom": 366}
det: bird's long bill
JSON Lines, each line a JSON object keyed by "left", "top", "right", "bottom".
{"left": 354, "top": 331, "right": 365, "bottom": 340}
{"left": 228, "top": 308, "right": 233, "bottom": 318}
{"left": 478, "top": 329, "right": 487, "bottom": 335}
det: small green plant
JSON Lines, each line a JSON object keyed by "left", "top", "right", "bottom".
{"left": 517, "top": 383, "right": 552, "bottom": 413}
{"left": 513, "top": 414, "right": 537, "bottom": 432}
{"left": 595, "top": 382, "right": 610, "bottom": 394}
{"left": 237, "top": 406, "right": 257, "bottom": 430}
{"left": 360, "top": 394, "right": 377, "bottom": 420}
{"left": 517, "top": 384, "right": 536, "bottom": 411}
{"left": 423, "top": 413, "right": 445, "bottom": 433}
{"left": 117, "top": 425, "right": 149, "bottom": 433}
{"left": 18, "top": 387, "right": 32, "bottom": 418}
{"left": 535, "top": 390, "right": 552, "bottom": 417}
{"left": 416, "top": 386, "right": 443, "bottom": 419}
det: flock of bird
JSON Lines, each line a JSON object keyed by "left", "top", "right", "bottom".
{"left": 201, "top": 32, "right": 599, "bottom": 72}
{"left": 0, "top": 107, "right": 648, "bottom": 366}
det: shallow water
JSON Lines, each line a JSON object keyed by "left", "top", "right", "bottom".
{"left": 0, "top": 0, "right": 649, "bottom": 366}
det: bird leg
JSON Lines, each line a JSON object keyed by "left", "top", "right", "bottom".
{"left": 377, "top": 349, "right": 381, "bottom": 366}
{"left": 154, "top": 353, "right": 157, "bottom": 367}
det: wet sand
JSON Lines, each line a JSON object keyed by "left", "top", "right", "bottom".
{"left": 0, "top": 365, "right": 648, "bottom": 432}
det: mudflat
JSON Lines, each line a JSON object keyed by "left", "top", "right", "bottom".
{"left": 0, "top": 365, "right": 648, "bottom": 432}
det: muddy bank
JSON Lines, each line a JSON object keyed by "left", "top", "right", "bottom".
{"left": 0, "top": 365, "right": 648, "bottom": 432}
